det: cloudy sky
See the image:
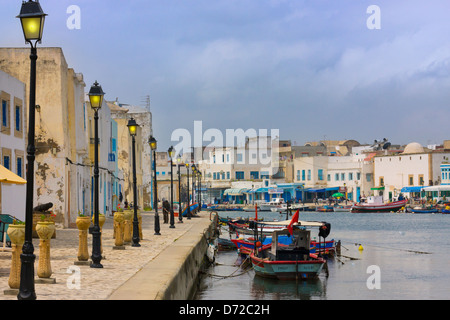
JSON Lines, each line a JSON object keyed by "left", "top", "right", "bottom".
{"left": 2, "top": 0, "right": 450, "bottom": 151}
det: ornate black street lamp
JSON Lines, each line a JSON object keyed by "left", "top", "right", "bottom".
{"left": 168, "top": 146, "right": 175, "bottom": 229}
{"left": 185, "top": 163, "right": 191, "bottom": 220}
{"left": 177, "top": 157, "right": 183, "bottom": 223}
{"left": 149, "top": 136, "right": 161, "bottom": 235}
{"left": 128, "top": 118, "right": 141, "bottom": 247}
{"left": 88, "top": 81, "right": 105, "bottom": 269}
{"left": 192, "top": 165, "right": 197, "bottom": 213}
{"left": 17, "top": 0, "right": 47, "bottom": 301}
{"left": 198, "top": 171, "right": 202, "bottom": 208}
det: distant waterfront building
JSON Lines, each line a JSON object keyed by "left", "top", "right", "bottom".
{"left": 373, "top": 141, "right": 450, "bottom": 201}
{"left": 441, "top": 163, "right": 450, "bottom": 185}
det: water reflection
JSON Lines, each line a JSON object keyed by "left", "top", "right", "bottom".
{"left": 251, "top": 274, "right": 327, "bottom": 300}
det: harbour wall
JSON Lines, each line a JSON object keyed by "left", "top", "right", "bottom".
{"left": 108, "top": 212, "right": 218, "bottom": 300}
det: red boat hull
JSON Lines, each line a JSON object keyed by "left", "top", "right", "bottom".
{"left": 351, "top": 199, "right": 407, "bottom": 213}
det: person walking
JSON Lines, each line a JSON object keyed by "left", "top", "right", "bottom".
{"left": 162, "top": 199, "right": 170, "bottom": 224}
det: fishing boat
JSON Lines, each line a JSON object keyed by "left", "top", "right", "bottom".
{"left": 333, "top": 205, "right": 352, "bottom": 212}
{"left": 259, "top": 198, "right": 285, "bottom": 211}
{"left": 410, "top": 206, "right": 438, "bottom": 214}
{"left": 316, "top": 206, "right": 334, "bottom": 212}
{"left": 180, "top": 202, "right": 199, "bottom": 217}
{"left": 351, "top": 198, "right": 407, "bottom": 213}
{"left": 232, "top": 237, "right": 335, "bottom": 256}
{"left": 250, "top": 227, "right": 326, "bottom": 280}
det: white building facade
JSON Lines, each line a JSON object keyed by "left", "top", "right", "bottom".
{"left": 0, "top": 70, "right": 27, "bottom": 220}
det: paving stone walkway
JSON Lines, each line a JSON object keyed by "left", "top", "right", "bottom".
{"left": 0, "top": 211, "right": 205, "bottom": 300}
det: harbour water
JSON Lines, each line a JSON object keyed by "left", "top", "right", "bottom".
{"left": 195, "top": 210, "right": 450, "bottom": 300}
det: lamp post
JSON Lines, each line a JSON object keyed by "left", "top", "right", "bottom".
{"left": 128, "top": 118, "right": 141, "bottom": 247}
{"left": 177, "top": 157, "right": 183, "bottom": 223}
{"left": 192, "top": 165, "right": 197, "bottom": 214}
{"left": 198, "top": 171, "right": 202, "bottom": 209}
{"left": 88, "top": 81, "right": 105, "bottom": 269}
{"left": 16, "top": 0, "right": 47, "bottom": 301}
{"left": 185, "top": 163, "right": 191, "bottom": 220}
{"left": 149, "top": 136, "right": 161, "bottom": 235}
{"left": 168, "top": 146, "right": 175, "bottom": 229}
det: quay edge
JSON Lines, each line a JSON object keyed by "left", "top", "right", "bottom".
{"left": 107, "top": 212, "right": 218, "bottom": 300}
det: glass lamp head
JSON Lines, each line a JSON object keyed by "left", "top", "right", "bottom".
{"left": 17, "top": 0, "right": 47, "bottom": 44}
{"left": 88, "top": 81, "right": 105, "bottom": 110}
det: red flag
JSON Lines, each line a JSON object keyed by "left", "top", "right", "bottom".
{"left": 287, "top": 209, "right": 299, "bottom": 235}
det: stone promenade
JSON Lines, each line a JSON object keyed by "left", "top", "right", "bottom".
{"left": 0, "top": 211, "right": 213, "bottom": 300}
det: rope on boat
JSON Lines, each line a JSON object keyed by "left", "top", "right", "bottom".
{"left": 200, "top": 256, "right": 254, "bottom": 279}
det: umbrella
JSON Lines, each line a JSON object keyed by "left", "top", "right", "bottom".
{"left": 0, "top": 164, "right": 26, "bottom": 184}
{"left": 332, "top": 192, "right": 344, "bottom": 198}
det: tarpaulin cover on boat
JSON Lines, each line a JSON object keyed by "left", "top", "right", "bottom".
{"left": 258, "top": 220, "right": 325, "bottom": 227}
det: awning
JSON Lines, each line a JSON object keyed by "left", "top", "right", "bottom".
{"left": 306, "top": 188, "right": 326, "bottom": 192}
{"left": 401, "top": 186, "right": 423, "bottom": 193}
{"left": 371, "top": 186, "right": 385, "bottom": 190}
{"left": 0, "top": 165, "right": 26, "bottom": 185}
{"left": 306, "top": 187, "right": 339, "bottom": 193}
{"left": 422, "top": 185, "right": 450, "bottom": 192}
{"left": 244, "top": 188, "right": 258, "bottom": 194}
{"left": 256, "top": 188, "right": 269, "bottom": 193}
{"left": 223, "top": 188, "right": 248, "bottom": 196}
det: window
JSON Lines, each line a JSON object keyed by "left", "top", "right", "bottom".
{"left": 357, "top": 172, "right": 361, "bottom": 180}
{"left": 2, "top": 100, "right": 8, "bottom": 128}
{"left": 327, "top": 174, "right": 331, "bottom": 181}
{"left": 341, "top": 173, "right": 345, "bottom": 181}
{"left": 297, "top": 170, "right": 300, "bottom": 181}
{"left": 237, "top": 154, "right": 243, "bottom": 162}
{"left": 349, "top": 172, "right": 353, "bottom": 181}
{"left": 3, "top": 155, "right": 10, "bottom": 170}
{"left": 379, "top": 176, "right": 384, "bottom": 186}
{"left": 335, "top": 173, "right": 339, "bottom": 181}
{"left": 250, "top": 171, "right": 259, "bottom": 179}
{"left": 235, "top": 171, "right": 244, "bottom": 180}
{"left": 302, "top": 170, "right": 306, "bottom": 181}
{"left": 318, "top": 169, "right": 324, "bottom": 181}
{"left": 213, "top": 172, "right": 217, "bottom": 180}
{"left": 307, "top": 169, "right": 311, "bottom": 181}
{"left": 419, "top": 174, "right": 424, "bottom": 186}
{"left": 16, "top": 155, "right": 23, "bottom": 177}
{"left": 366, "top": 174, "right": 371, "bottom": 182}
{"left": 261, "top": 171, "right": 269, "bottom": 179}
{"left": 408, "top": 175, "right": 414, "bottom": 186}
{"left": 15, "top": 106, "right": 20, "bottom": 131}
{"left": 227, "top": 171, "right": 230, "bottom": 179}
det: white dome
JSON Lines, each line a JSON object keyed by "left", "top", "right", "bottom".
{"left": 402, "top": 142, "right": 424, "bottom": 154}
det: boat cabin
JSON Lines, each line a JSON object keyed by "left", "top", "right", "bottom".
{"left": 265, "top": 228, "right": 311, "bottom": 261}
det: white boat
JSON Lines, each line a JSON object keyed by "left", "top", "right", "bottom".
{"left": 259, "top": 198, "right": 285, "bottom": 211}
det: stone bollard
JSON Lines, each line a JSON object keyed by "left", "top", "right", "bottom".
{"left": 113, "top": 212, "right": 125, "bottom": 250}
{"left": 75, "top": 216, "right": 91, "bottom": 265}
{"left": 35, "top": 221, "right": 56, "bottom": 283}
{"left": 123, "top": 210, "right": 133, "bottom": 244}
{"left": 5, "top": 224, "right": 25, "bottom": 294}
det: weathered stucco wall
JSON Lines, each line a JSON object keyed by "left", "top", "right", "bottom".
{"left": 0, "top": 48, "right": 88, "bottom": 228}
